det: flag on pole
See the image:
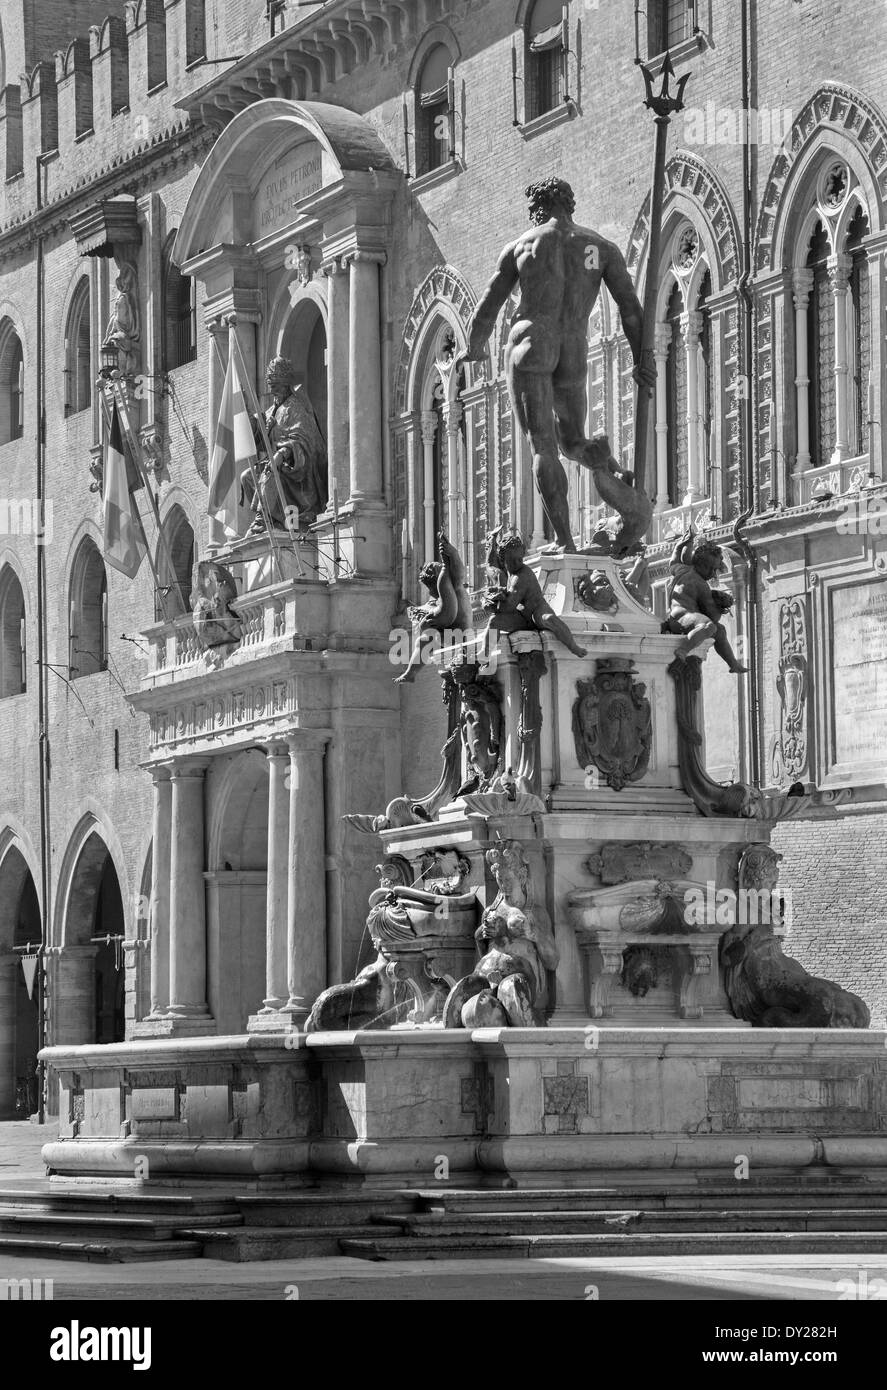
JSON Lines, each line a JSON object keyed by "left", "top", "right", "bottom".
{"left": 21, "top": 953, "right": 39, "bottom": 1000}
{"left": 102, "top": 401, "right": 146, "bottom": 579}
{"left": 209, "top": 352, "right": 258, "bottom": 537}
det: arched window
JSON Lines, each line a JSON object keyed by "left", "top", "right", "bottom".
{"left": 846, "top": 204, "right": 871, "bottom": 458}
{"left": 65, "top": 279, "right": 92, "bottom": 416}
{"left": 163, "top": 237, "right": 197, "bottom": 372}
{"left": 665, "top": 281, "right": 687, "bottom": 507}
{"left": 0, "top": 568, "right": 25, "bottom": 698}
{"left": 156, "top": 507, "right": 195, "bottom": 619}
{"left": 69, "top": 540, "right": 108, "bottom": 679}
{"left": 415, "top": 44, "right": 453, "bottom": 177}
{"left": 0, "top": 321, "right": 23, "bottom": 445}
{"left": 697, "top": 269, "right": 714, "bottom": 494}
{"left": 806, "top": 219, "right": 833, "bottom": 469}
{"left": 525, "top": 0, "right": 565, "bottom": 121}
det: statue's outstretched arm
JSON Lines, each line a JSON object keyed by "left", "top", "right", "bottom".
{"left": 465, "top": 244, "right": 519, "bottom": 359}
{"left": 602, "top": 243, "right": 644, "bottom": 364}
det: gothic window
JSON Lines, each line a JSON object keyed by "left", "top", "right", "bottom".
{"left": 69, "top": 540, "right": 108, "bottom": 680}
{"left": 846, "top": 204, "right": 871, "bottom": 458}
{"left": 665, "top": 281, "right": 687, "bottom": 506}
{"left": 163, "top": 237, "right": 197, "bottom": 372}
{"left": 0, "top": 321, "right": 23, "bottom": 445}
{"left": 0, "top": 567, "right": 25, "bottom": 698}
{"left": 525, "top": 0, "right": 565, "bottom": 121}
{"left": 65, "top": 279, "right": 92, "bottom": 417}
{"left": 156, "top": 507, "right": 195, "bottom": 620}
{"left": 806, "top": 220, "right": 834, "bottom": 469}
{"left": 698, "top": 269, "right": 714, "bottom": 494}
{"left": 415, "top": 44, "right": 453, "bottom": 176}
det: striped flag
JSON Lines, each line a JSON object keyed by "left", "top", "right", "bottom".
{"left": 209, "top": 352, "right": 257, "bottom": 537}
{"left": 102, "top": 401, "right": 145, "bottom": 579}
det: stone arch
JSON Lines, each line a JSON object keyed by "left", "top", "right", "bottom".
{"left": 52, "top": 813, "right": 129, "bottom": 1053}
{"left": 54, "top": 809, "right": 131, "bottom": 949}
{"left": 406, "top": 22, "right": 461, "bottom": 86}
{"left": 626, "top": 149, "right": 741, "bottom": 294}
{"left": 205, "top": 750, "right": 268, "bottom": 1032}
{"left": 0, "top": 839, "right": 41, "bottom": 1117}
{"left": 275, "top": 284, "right": 329, "bottom": 441}
{"left": 174, "top": 99, "right": 398, "bottom": 270}
{"left": 394, "top": 264, "right": 480, "bottom": 415}
{"left": 755, "top": 83, "right": 887, "bottom": 272}
{"left": 207, "top": 749, "right": 269, "bottom": 872}
{"left": 155, "top": 502, "right": 196, "bottom": 619}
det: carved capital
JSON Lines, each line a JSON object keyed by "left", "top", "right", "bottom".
{"left": 681, "top": 309, "right": 703, "bottom": 344}
{"left": 653, "top": 322, "right": 672, "bottom": 358}
{"left": 827, "top": 252, "right": 852, "bottom": 292}
{"left": 419, "top": 409, "right": 438, "bottom": 446}
{"left": 343, "top": 248, "right": 387, "bottom": 268}
{"left": 791, "top": 267, "right": 814, "bottom": 308}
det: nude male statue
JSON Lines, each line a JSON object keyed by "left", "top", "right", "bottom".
{"left": 461, "top": 178, "right": 656, "bottom": 555}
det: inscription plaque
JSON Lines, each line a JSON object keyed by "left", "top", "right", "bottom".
{"left": 831, "top": 582, "right": 887, "bottom": 766}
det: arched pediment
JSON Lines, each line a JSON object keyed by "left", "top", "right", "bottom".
{"left": 754, "top": 83, "right": 887, "bottom": 272}
{"left": 394, "top": 264, "right": 480, "bottom": 414}
{"left": 174, "top": 98, "right": 399, "bottom": 267}
{"left": 626, "top": 151, "right": 741, "bottom": 295}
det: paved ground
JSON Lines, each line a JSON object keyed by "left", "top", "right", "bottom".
{"left": 1, "top": 1121, "right": 886, "bottom": 1301}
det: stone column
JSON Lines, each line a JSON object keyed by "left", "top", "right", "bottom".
{"left": 147, "top": 766, "right": 172, "bottom": 1016}
{"left": 443, "top": 399, "right": 464, "bottom": 549}
{"left": 168, "top": 761, "right": 210, "bottom": 1020}
{"left": 53, "top": 945, "right": 97, "bottom": 1046}
{"left": 347, "top": 250, "right": 386, "bottom": 503}
{"left": 206, "top": 318, "right": 227, "bottom": 548}
{"left": 285, "top": 735, "right": 328, "bottom": 1023}
{"left": 828, "top": 253, "right": 852, "bottom": 465}
{"left": 792, "top": 269, "right": 814, "bottom": 477}
{"left": 0, "top": 953, "right": 17, "bottom": 1116}
{"left": 262, "top": 742, "right": 289, "bottom": 1013}
{"left": 682, "top": 309, "right": 703, "bottom": 503}
{"left": 653, "top": 323, "right": 671, "bottom": 512}
{"left": 322, "top": 257, "right": 350, "bottom": 504}
{"left": 420, "top": 409, "right": 437, "bottom": 563}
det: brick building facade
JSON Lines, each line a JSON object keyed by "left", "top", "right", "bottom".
{"left": 0, "top": 0, "right": 885, "bottom": 1116}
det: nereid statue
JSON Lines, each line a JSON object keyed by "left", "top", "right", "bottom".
{"left": 241, "top": 356, "right": 327, "bottom": 536}
{"left": 462, "top": 177, "right": 656, "bottom": 557}
{"left": 395, "top": 531, "right": 472, "bottom": 682}
{"left": 444, "top": 841, "right": 559, "bottom": 1028}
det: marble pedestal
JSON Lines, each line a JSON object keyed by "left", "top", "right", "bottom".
{"left": 40, "top": 1028, "right": 887, "bottom": 1184}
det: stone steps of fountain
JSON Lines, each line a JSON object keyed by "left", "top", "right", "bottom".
{"left": 0, "top": 1188, "right": 241, "bottom": 1262}
{"left": 407, "top": 1182, "right": 887, "bottom": 1212}
{"left": 339, "top": 1229, "right": 887, "bottom": 1261}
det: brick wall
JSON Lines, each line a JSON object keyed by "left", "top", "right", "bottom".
{"left": 774, "top": 813, "right": 887, "bottom": 1028}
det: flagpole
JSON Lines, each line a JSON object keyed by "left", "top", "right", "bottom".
{"left": 97, "top": 382, "right": 176, "bottom": 625}
{"left": 210, "top": 328, "right": 287, "bottom": 584}
{"left": 227, "top": 320, "right": 305, "bottom": 578}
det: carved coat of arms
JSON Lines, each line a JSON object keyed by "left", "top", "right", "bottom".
{"left": 572, "top": 658, "right": 652, "bottom": 790}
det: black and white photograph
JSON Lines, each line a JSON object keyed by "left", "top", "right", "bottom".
{"left": 0, "top": 0, "right": 884, "bottom": 1356}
